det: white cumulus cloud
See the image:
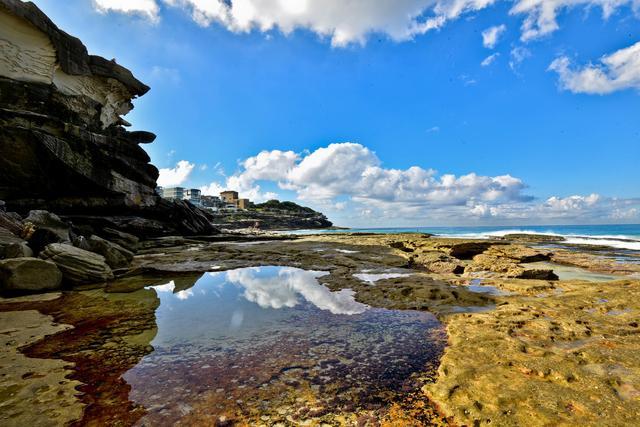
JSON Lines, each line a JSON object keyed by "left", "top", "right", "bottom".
{"left": 467, "top": 194, "right": 640, "bottom": 223}
{"left": 192, "top": 142, "right": 639, "bottom": 225}
{"left": 93, "top": 0, "right": 160, "bottom": 22}
{"left": 98, "top": 0, "right": 500, "bottom": 46}
{"left": 202, "top": 142, "right": 531, "bottom": 207}
{"left": 93, "top": 0, "right": 640, "bottom": 48}
{"left": 549, "top": 41, "right": 640, "bottom": 94}
{"left": 157, "top": 160, "right": 195, "bottom": 187}
{"left": 482, "top": 24, "right": 506, "bottom": 48}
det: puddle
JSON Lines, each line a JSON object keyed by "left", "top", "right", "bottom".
{"left": 463, "top": 279, "right": 511, "bottom": 296}
{"left": 335, "top": 249, "right": 359, "bottom": 254}
{"left": 121, "top": 266, "right": 446, "bottom": 424}
{"left": 530, "top": 262, "right": 625, "bottom": 282}
{"left": 466, "top": 284, "right": 511, "bottom": 296}
{"left": 354, "top": 271, "right": 413, "bottom": 285}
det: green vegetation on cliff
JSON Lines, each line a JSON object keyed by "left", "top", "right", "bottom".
{"left": 210, "top": 200, "right": 332, "bottom": 230}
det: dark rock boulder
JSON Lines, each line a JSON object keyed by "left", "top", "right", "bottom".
{"left": 0, "top": 227, "right": 33, "bottom": 259}
{"left": 516, "top": 269, "right": 559, "bottom": 281}
{"left": 100, "top": 228, "right": 139, "bottom": 252}
{"left": 0, "top": 210, "right": 24, "bottom": 236}
{"left": 40, "top": 243, "right": 113, "bottom": 285}
{"left": 25, "top": 210, "right": 71, "bottom": 242}
{"left": 440, "top": 242, "right": 498, "bottom": 260}
{"left": 87, "top": 235, "right": 134, "bottom": 269}
{"left": 0, "top": 257, "right": 62, "bottom": 293}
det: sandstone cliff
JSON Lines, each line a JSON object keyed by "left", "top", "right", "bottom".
{"left": 0, "top": 0, "right": 216, "bottom": 237}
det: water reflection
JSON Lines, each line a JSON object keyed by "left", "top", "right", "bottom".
{"left": 126, "top": 266, "right": 446, "bottom": 425}
{"left": 354, "top": 271, "right": 413, "bottom": 285}
{"left": 224, "top": 266, "right": 367, "bottom": 315}
{"left": 149, "top": 267, "right": 367, "bottom": 314}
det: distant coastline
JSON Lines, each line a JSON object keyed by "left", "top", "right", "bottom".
{"left": 286, "top": 224, "right": 640, "bottom": 250}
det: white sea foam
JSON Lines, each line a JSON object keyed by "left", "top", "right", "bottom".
{"left": 562, "top": 238, "right": 640, "bottom": 251}
{"left": 439, "top": 229, "right": 640, "bottom": 251}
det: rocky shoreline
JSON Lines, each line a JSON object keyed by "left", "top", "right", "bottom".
{"left": 2, "top": 230, "right": 639, "bottom": 425}
{"left": 1, "top": 1, "right": 639, "bottom": 426}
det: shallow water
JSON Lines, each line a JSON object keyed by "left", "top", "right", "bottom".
{"left": 530, "top": 262, "right": 625, "bottom": 282}
{"left": 121, "top": 266, "right": 446, "bottom": 425}
{"left": 465, "top": 279, "right": 511, "bottom": 296}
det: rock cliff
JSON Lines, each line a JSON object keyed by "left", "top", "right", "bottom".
{"left": 0, "top": 0, "right": 216, "bottom": 237}
{"left": 210, "top": 200, "right": 333, "bottom": 231}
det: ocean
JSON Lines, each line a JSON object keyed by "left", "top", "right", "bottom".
{"left": 288, "top": 224, "right": 640, "bottom": 251}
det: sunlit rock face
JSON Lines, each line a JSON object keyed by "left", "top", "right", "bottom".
{"left": 0, "top": 1, "right": 146, "bottom": 128}
{"left": 0, "top": 0, "right": 217, "bottom": 236}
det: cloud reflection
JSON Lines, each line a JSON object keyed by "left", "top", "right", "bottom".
{"left": 151, "top": 281, "right": 175, "bottom": 292}
{"left": 223, "top": 267, "right": 368, "bottom": 315}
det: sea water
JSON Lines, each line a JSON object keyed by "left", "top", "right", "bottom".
{"left": 288, "top": 224, "right": 640, "bottom": 251}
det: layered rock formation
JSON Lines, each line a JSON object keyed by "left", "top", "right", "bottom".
{"left": 0, "top": 0, "right": 217, "bottom": 237}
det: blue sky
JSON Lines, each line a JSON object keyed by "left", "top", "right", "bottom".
{"left": 31, "top": 0, "right": 640, "bottom": 226}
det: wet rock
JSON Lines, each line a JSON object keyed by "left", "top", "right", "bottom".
{"left": 0, "top": 210, "right": 24, "bottom": 236}
{"left": 467, "top": 252, "right": 558, "bottom": 280}
{"left": 0, "top": 227, "right": 31, "bottom": 259}
{"left": 62, "top": 200, "right": 219, "bottom": 238}
{"left": 0, "top": 257, "right": 62, "bottom": 292}
{"left": 466, "top": 254, "right": 519, "bottom": 275}
{"left": 389, "top": 241, "right": 415, "bottom": 252}
{"left": 87, "top": 235, "right": 134, "bottom": 269}
{"left": 25, "top": 210, "right": 70, "bottom": 242}
{"left": 39, "top": 243, "right": 113, "bottom": 285}
{"left": 100, "top": 227, "right": 139, "bottom": 252}
{"left": 413, "top": 251, "right": 464, "bottom": 274}
{"left": 436, "top": 241, "right": 498, "bottom": 260}
{"left": 3, "top": 242, "right": 34, "bottom": 259}
{"left": 483, "top": 245, "right": 552, "bottom": 263}
{"left": 516, "top": 269, "right": 559, "bottom": 281}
